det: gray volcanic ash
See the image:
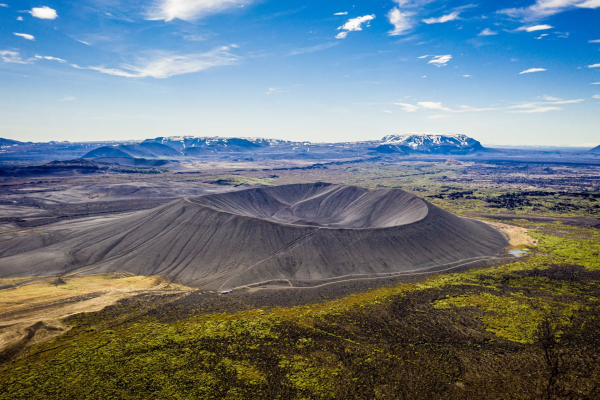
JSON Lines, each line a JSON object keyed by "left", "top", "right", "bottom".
{"left": 0, "top": 183, "right": 507, "bottom": 289}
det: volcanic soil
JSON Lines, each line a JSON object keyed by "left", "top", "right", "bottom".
{"left": 0, "top": 183, "right": 508, "bottom": 290}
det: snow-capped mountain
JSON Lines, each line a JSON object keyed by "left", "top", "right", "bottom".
{"left": 143, "top": 136, "right": 294, "bottom": 152}
{"left": 378, "top": 133, "right": 485, "bottom": 154}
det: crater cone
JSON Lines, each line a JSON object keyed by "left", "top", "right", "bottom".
{"left": 190, "top": 182, "right": 428, "bottom": 229}
{"left": 0, "top": 183, "right": 508, "bottom": 290}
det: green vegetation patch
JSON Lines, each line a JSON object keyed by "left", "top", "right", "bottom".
{"left": 2, "top": 225, "right": 600, "bottom": 399}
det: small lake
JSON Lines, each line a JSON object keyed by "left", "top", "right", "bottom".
{"left": 509, "top": 249, "right": 529, "bottom": 258}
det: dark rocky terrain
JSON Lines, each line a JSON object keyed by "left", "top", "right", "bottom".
{"left": 0, "top": 183, "right": 506, "bottom": 289}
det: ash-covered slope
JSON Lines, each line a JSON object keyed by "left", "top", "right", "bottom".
{"left": 0, "top": 183, "right": 507, "bottom": 289}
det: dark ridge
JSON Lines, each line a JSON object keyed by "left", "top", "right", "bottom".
{"left": 83, "top": 146, "right": 133, "bottom": 159}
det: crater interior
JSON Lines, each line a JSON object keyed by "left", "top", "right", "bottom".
{"left": 191, "top": 183, "right": 429, "bottom": 229}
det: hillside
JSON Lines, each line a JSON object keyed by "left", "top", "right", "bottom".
{"left": 0, "top": 183, "right": 506, "bottom": 289}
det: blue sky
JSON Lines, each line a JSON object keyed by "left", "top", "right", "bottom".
{"left": 0, "top": 0, "right": 599, "bottom": 145}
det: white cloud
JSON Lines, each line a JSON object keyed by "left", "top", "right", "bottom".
{"left": 516, "top": 24, "right": 553, "bottom": 32}
{"left": 541, "top": 94, "right": 561, "bottom": 101}
{"left": 395, "top": 101, "right": 495, "bottom": 113}
{"left": 147, "top": 0, "right": 251, "bottom": 22}
{"left": 519, "top": 68, "right": 547, "bottom": 74}
{"left": 77, "top": 40, "right": 91, "bottom": 46}
{"left": 334, "top": 12, "right": 348, "bottom": 15}
{"left": 13, "top": 33, "right": 35, "bottom": 41}
{"left": 0, "top": 50, "right": 29, "bottom": 64}
{"left": 417, "top": 55, "right": 430, "bottom": 59}
{"left": 587, "top": 63, "right": 600, "bottom": 68}
{"left": 478, "top": 28, "right": 498, "bottom": 36}
{"left": 592, "top": 82, "right": 600, "bottom": 85}
{"left": 28, "top": 6, "right": 58, "bottom": 20}
{"left": 463, "top": 74, "right": 473, "bottom": 77}
{"left": 551, "top": 99, "right": 585, "bottom": 104}
{"left": 394, "top": 96, "right": 582, "bottom": 115}
{"left": 387, "top": 8, "right": 415, "bottom": 36}
{"left": 535, "top": 33, "right": 549, "bottom": 39}
{"left": 180, "top": 33, "right": 211, "bottom": 42}
{"left": 289, "top": 42, "right": 339, "bottom": 56}
{"left": 422, "top": 11, "right": 460, "bottom": 24}
{"left": 17, "top": 16, "right": 23, "bottom": 21}
{"left": 428, "top": 54, "right": 452, "bottom": 66}
{"left": 418, "top": 102, "right": 452, "bottom": 111}
{"left": 265, "top": 87, "right": 283, "bottom": 95}
{"left": 509, "top": 97, "right": 584, "bottom": 113}
{"left": 500, "top": 0, "right": 600, "bottom": 20}
{"left": 510, "top": 105, "right": 561, "bottom": 113}
{"left": 80, "top": 47, "right": 239, "bottom": 79}
{"left": 394, "top": 0, "right": 437, "bottom": 8}
{"left": 336, "top": 15, "right": 375, "bottom": 39}
{"left": 593, "top": 95, "right": 600, "bottom": 99}
{"left": 0, "top": 3, "right": 8, "bottom": 7}
{"left": 394, "top": 103, "right": 420, "bottom": 112}
{"left": 35, "top": 55, "right": 67, "bottom": 63}
{"left": 589, "top": 39, "right": 600, "bottom": 43}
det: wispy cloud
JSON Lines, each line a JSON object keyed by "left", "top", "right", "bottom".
{"left": 463, "top": 74, "right": 473, "bottom": 77}
{"left": 509, "top": 96, "right": 584, "bottom": 113}
{"left": 26, "top": 6, "right": 58, "bottom": 20}
{"left": 516, "top": 24, "right": 553, "bottom": 32}
{"left": 13, "top": 33, "right": 35, "bottom": 41}
{"left": 265, "top": 87, "right": 283, "bottom": 95}
{"left": 509, "top": 104, "right": 561, "bottom": 113}
{"left": 428, "top": 55, "right": 452, "bottom": 66}
{"left": 334, "top": 12, "right": 348, "bottom": 16}
{"left": 520, "top": 68, "right": 547, "bottom": 74}
{"left": 592, "top": 82, "right": 600, "bottom": 85}
{"left": 35, "top": 55, "right": 67, "bottom": 63}
{"left": 589, "top": 39, "right": 600, "bottom": 43}
{"left": 336, "top": 15, "right": 375, "bottom": 39}
{"left": 422, "top": 11, "right": 460, "bottom": 24}
{"left": 77, "top": 47, "right": 240, "bottom": 79}
{"left": 0, "top": 50, "right": 29, "bottom": 64}
{"left": 478, "top": 28, "right": 498, "bottom": 36}
{"left": 0, "top": 3, "right": 8, "bottom": 7}
{"left": 395, "top": 96, "right": 582, "bottom": 115}
{"left": 395, "top": 103, "right": 421, "bottom": 112}
{"left": 499, "top": 0, "right": 600, "bottom": 20}
{"left": 289, "top": 42, "right": 339, "bottom": 56}
{"left": 593, "top": 95, "right": 600, "bottom": 99}
{"left": 587, "top": 63, "right": 600, "bottom": 68}
{"left": 395, "top": 101, "right": 495, "bottom": 113}
{"left": 388, "top": 8, "right": 414, "bottom": 36}
{"left": 147, "top": 0, "right": 251, "bottom": 22}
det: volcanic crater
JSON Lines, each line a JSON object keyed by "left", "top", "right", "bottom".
{"left": 0, "top": 183, "right": 508, "bottom": 290}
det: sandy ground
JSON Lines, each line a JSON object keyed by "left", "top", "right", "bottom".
{"left": 0, "top": 273, "right": 191, "bottom": 361}
{"left": 483, "top": 220, "right": 537, "bottom": 248}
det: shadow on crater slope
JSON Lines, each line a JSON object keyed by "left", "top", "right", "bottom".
{"left": 0, "top": 183, "right": 508, "bottom": 290}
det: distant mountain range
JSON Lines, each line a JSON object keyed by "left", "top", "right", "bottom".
{"left": 1, "top": 134, "right": 598, "bottom": 163}
{"left": 591, "top": 145, "right": 600, "bottom": 153}
{"left": 78, "top": 133, "right": 488, "bottom": 160}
